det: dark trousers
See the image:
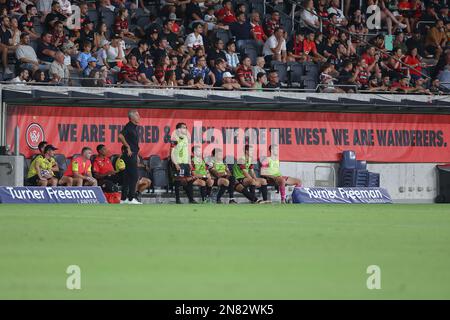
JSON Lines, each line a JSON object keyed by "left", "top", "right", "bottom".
{"left": 121, "top": 152, "right": 138, "bottom": 201}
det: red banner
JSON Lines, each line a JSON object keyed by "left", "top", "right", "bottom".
{"left": 6, "top": 105, "right": 450, "bottom": 162}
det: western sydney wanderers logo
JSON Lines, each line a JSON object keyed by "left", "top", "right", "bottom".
{"left": 26, "top": 123, "right": 45, "bottom": 150}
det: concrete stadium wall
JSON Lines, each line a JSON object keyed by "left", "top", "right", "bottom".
{"left": 281, "top": 162, "right": 438, "bottom": 203}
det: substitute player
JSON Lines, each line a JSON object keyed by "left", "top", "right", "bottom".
{"left": 192, "top": 145, "right": 214, "bottom": 203}
{"left": 233, "top": 145, "right": 269, "bottom": 203}
{"left": 170, "top": 122, "right": 197, "bottom": 204}
{"left": 260, "top": 144, "right": 302, "bottom": 203}
{"left": 64, "top": 147, "right": 97, "bottom": 187}
{"left": 26, "top": 145, "right": 65, "bottom": 186}
{"left": 209, "top": 147, "right": 237, "bottom": 204}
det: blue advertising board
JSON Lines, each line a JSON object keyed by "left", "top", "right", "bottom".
{"left": 0, "top": 186, "right": 107, "bottom": 204}
{"left": 292, "top": 187, "right": 392, "bottom": 204}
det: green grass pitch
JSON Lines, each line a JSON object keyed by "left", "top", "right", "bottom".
{"left": 0, "top": 203, "right": 450, "bottom": 299}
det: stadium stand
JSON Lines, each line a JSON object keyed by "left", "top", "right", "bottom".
{"left": 0, "top": 0, "right": 447, "bottom": 94}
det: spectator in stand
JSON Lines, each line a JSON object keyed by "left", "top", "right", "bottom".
{"left": 235, "top": 55, "right": 255, "bottom": 88}
{"left": 207, "top": 38, "right": 226, "bottom": 68}
{"left": 225, "top": 40, "right": 239, "bottom": 72}
{"left": 264, "top": 69, "right": 280, "bottom": 89}
{"left": 44, "top": 1, "right": 66, "bottom": 31}
{"left": 355, "top": 57, "right": 371, "bottom": 89}
{"left": 51, "top": 20, "right": 65, "bottom": 49}
{"left": 221, "top": 71, "right": 241, "bottom": 90}
{"left": 391, "top": 75, "right": 414, "bottom": 93}
{"left": 185, "top": 22, "right": 204, "bottom": 55}
{"left": 300, "top": 0, "right": 320, "bottom": 30}
{"left": 83, "top": 57, "right": 98, "bottom": 78}
{"left": 76, "top": 41, "right": 93, "bottom": 71}
{"left": 254, "top": 72, "right": 267, "bottom": 91}
{"left": 188, "top": 55, "right": 215, "bottom": 86}
{"left": 287, "top": 32, "right": 305, "bottom": 62}
{"left": 216, "top": 0, "right": 237, "bottom": 25}
{"left": 120, "top": 54, "right": 140, "bottom": 85}
{"left": 403, "top": 47, "right": 424, "bottom": 82}
{"left": 263, "top": 27, "right": 287, "bottom": 65}
{"left": 252, "top": 56, "right": 266, "bottom": 79}
{"left": 49, "top": 51, "right": 69, "bottom": 85}
{"left": 264, "top": 10, "right": 282, "bottom": 37}
{"left": 114, "top": 8, "right": 137, "bottom": 42}
{"left": 250, "top": 11, "right": 266, "bottom": 54}
{"left": 303, "top": 30, "right": 325, "bottom": 62}
{"left": 212, "top": 57, "right": 227, "bottom": 88}
{"left": 11, "top": 67, "right": 30, "bottom": 84}
{"left": 129, "top": 40, "right": 148, "bottom": 65}
{"left": 160, "top": 19, "right": 178, "bottom": 50}
{"left": 94, "top": 22, "right": 108, "bottom": 51}
{"left": 106, "top": 35, "right": 126, "bottom": 69}
{"left": 230, "top": 11, "right": 252, "bottom": 52}
{"left": 327, "top": 0, "right": 348, "bottom": 27}
{"left": 36, "top": 31, "right": 58, "bottom": 64}
{"left": 151, "top": 37, "right": 169, "bottom": 65}
{"left": 138, "top": 54, "right": 156, "bottom": 85}
{"left": 19, "top": 4, "right": 39, "bottom": 40}
{"left": 0, "top": 15, "right": 16, "bottom": 76}
{"left": 154, "top": 54, "right": 170, "bottom": 85}
{"left": 337, "top": 60, "right": 357, "bottom": 92}
{"left": 79, "top": 19, "right": 95, "bottom": 52}
{"left": 16, "top": 33, "right": 45, "bottom": 73}
{"left": 31, "top": 69, "right": 48, "bottom": 83}
{"left": 425, "top": 20, "right": 447, "bottom": 60}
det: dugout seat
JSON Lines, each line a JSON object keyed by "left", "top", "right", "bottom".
{"left": 148, "top": 155, "right": 169, "bottom": 192}
{"left": 54, "top": 154, "right": 68, "bottom": 174}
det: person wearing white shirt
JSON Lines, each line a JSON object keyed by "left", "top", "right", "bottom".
{"left": 262, "top": 27, "right": 287, "bottom": 65}
{"left": 299, "top": 0, "right": 320, "bottom": 29}
{"left": 327, "top": 0, "right": 347, "bottom": 26}
{"left": 184, "top": 22, "right": 204, "bottom": 55}
{"left": 58, "top": 0, "right": 72, "bottom": 16}
{"left": 11, "top": 68, "right": 30, "bottom": 85}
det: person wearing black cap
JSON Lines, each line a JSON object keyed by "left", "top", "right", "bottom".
{"left": 118, "top": 110, "right": 142, "bottom": 205}
{"left": 26, "top": 144, "right": 60, "bottom": 187}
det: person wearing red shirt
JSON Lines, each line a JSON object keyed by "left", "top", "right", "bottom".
{"left": 303, "top": 31, "right": 324, "bottom": 62}
{"left": 403, "top": 47, "right": 423, "bottom": 81}
{"left": 114, "top": 8, "right": 137, "bottom": 40}
{"left": 264, "top": 11, "right": 282, "bottom": 37}
{"left": 250, "top": 11, "right": 266, "bottom": 42}
{"left": 288, "top": 33, "right": 306, "bottom": 62}
{"left": 93, "top": 144, "right": 122, "bottom": 192}
{"left": 119, "top": 54, "right": 140, "bottom": 84}
{"left": 236, "top": 56, "right": 255, "bottom": 88}
{"left": 64, "top": 147, "right": 97, "bottom": 187}
{"left": 216, "top": 0, "right": 237, "bottom": 25}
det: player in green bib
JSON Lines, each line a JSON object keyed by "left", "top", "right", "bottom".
{"left": 191, "top": 145, "right": 214, "bottom": 202}
{"left": 260, "top": 144, "right": 302, "bottom": 203}
{"left": 170, "top": 122, "right": 197, "bottom": 204}
{"left": 233, "top": 145, "right": 269, "bottom": 203}
{"left": 209, "top": 147, "right": 237, "bottom": 204}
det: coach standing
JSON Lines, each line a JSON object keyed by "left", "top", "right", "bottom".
{"left": 118, "top": 110, "right": 142, "bottom": 205}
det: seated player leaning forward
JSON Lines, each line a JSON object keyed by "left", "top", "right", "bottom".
{"left": 260, "top": 144, "right": 301, "bottom": 203}
{"left": 92, "top": 144, "right": 122, "bottom": 192}
{"left": 233, "top": 145, "right": 269, "bottom": 204}
{"left": 26, "top": 144, "right": 72, "bottom": 186}
{"left": 115, "top": 145, "right": 152, "bottom": 201}
{"left": 208, "top": 147, "right": 237, "bottom": 204}
{"left": 170, "top": 122, "right": 197, "bottom": 204}
{"left": 191, "top": 145, "right": 214, "bottom": 202}
{"left": 64, "top": 147, "right": 98, "bottom": 187}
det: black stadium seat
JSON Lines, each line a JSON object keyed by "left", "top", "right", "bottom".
{"left": 288, "top": 62, "right": 304, "bottom": 85}
{"left": 54, "top": 154, "right": 68, "bottom": 174}
{"left": 271, "top": 61, "right": 288, "bottom": 85}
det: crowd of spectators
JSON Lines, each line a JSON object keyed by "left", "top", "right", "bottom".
{"left": 0, "top": 0, "right": 449, "bottom": 93}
